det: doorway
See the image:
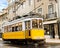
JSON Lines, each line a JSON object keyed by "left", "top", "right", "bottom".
{"left": 49, "top": 24, "right": 55, "bottom": 38}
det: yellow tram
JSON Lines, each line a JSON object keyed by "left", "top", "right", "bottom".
{"left": 2, "top": 16, "right": 45, "bottom": 44}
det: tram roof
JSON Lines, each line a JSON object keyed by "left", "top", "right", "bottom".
{"left": 3, "top": 16, "right": 43, "bottom": 27}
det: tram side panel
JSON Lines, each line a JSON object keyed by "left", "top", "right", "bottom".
{"left": 2, "top": 31, "right": 25, "bottom": 41}
{"left": 30, "top": 29, "right": 45, "bottom": 40}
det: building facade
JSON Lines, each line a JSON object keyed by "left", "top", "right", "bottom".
{"left": 35, "top": 0, "right": 58, "bottom": 39}
{"left": 0, "top": 8, "right": 8, "bottom": 37}
{"left": 7, "top": 0, "right": 59, "bottom": 39}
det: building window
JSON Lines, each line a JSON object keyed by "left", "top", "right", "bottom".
{"left": 48, "top": 4, "right": 54, "bottom": 18}
{"left": 37, "top": 0, "right": 41, "bottom": 2}
{"left": 13, "top": 0, "right": 15, "bottom": 1}
{"left": 49, "top": 0, "right": 53, "bottom": 1}
{"left": 21, "top": 3, "right": 24, "bottom": 8}
{"left": 23, "top": 2, "right": 25, "bottom": 8}
{"left": 38, "top": 8, "right": 42, "bottom": 14}
{"left": 9, "top": 0, "right": 12, "bottom": 3}
{"left": 29, "top": 0, "right": 32, "bottom": 5}
{"left": 48, "top": 5, "right": 54, "bottom": 14}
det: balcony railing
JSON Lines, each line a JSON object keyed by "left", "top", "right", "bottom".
{"left": 14, "top": 0, "right": 25, "bottom": 4}
{"left": 45, "top": 12, "right": 57, "bottom": 19}
{"left": 8, "top": 0, "right": 26, "bottom": 7}
{"left": 49, "top": 0, "right": 57, "bottom": 2}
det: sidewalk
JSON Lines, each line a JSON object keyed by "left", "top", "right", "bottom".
{"left": 0, "top": 38, "right": 2, "bottom": 41}
{"left": 0, "top": 35, "right": 60, "bottom": 44}
{"left": 45, "top": 35, "right": 60, "bottom": 44}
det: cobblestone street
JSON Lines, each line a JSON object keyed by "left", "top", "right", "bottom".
{"left": 0, "top": 40, "right": 60, "bottom": 48}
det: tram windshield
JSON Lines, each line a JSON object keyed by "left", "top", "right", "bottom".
{"left": 32, "top": 19, "right": 42, "bottom": 29}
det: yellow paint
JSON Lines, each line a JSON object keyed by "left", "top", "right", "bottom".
{"left": 31, "top": 29, "right": 45, "bottom": 39}
{"left": 2, "top": 29, "right": 45, "bottom": 40}
{"left": 25, "top": 30, "right": 31, "bottom": 39}
{"left": 2, "top": 31, "right": 25, "bottom": 39}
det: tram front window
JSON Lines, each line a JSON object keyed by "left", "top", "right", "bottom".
{"left": 32, "top": 19, "right": 38, "bottom": 28}
{"left": 39, "top": 19, "right": 42, "bottom": 28}
{"left": 25, "top": 21, "right": 30, "bottom": 30}
{"left": 32, "top": 19, "right": 42, "bottom": 29}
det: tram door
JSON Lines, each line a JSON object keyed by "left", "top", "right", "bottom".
{"left": 49, "top": 24, "right": 55, "bottom": 38}
{"left": 25, "top": 21, "right": 31, "bottom": 39}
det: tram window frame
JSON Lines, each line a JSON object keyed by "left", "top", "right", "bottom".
{"left": 32, "top": 19, "right": 43, "bottom": 29}
{"left": 4, "top": 26, "right": 8, "bottom": 32}
{"left": 25, "top": 21, "right": 31, "bottom": 30}
{"left": 39, "top": 19, "right": 42, "bottom": 28}
{"left": 12, "top": 27, "right": 15, "bottom": 32}
{"left": 15, "top": 26, "right": 19, "bottom": 31}
{"left": 19, "top": 25, "right": 22, "bottom": 31}
{"left": 18, "top": 22, "right": 22, "bottom": 31}
{"left": 8, "top": 25, "right": 12, "bottom": 32}
{"left": 32, "top": 19, "right": 38, "bottom": 28}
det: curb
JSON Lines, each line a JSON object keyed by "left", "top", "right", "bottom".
{"left": 45, "top": 39, "right": 60, "bottom": 44}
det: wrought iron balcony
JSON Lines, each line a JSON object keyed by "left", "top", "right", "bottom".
{"left": 49, "top": 0, "right": 57, "bottom": 2}
{"left": 14, "top": 0, "right": 26, "bottom": 4}
{"left": 45, "top": 12, "right": 57, "bottom": 19}
{"left": 8, "top": 0, "right": 26, "bottom": 7}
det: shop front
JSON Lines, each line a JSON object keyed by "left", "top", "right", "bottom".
{"left": 43, "top": 20, "right": 58, "bottom": 39}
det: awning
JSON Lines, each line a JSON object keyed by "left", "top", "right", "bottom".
{"left": 43, "top": 20, "right": 57, "bottom": 25}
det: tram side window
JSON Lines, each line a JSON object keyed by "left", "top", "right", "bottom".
{"left": 12, "top": 27, "right": 15, "bottom": 32}
{"left": 32, "top": 19, "right": 38, "bottom": 28}
{"left": 4, "top": 26, "right": 8, "bottom": 32}
{"left": 15, "top": 26, "right": 19, "bottom": 31}
{"left": 25, "top": 21, "right": 30, "bottom": 30}
{"left": 19, "top": 25, "right": 22, "bottom": 31}
{"left": 8, "top": 26, "right": 12, "bottom": 32}
{"left": 39, "top": 20, "right": 42, "bottom": 28}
